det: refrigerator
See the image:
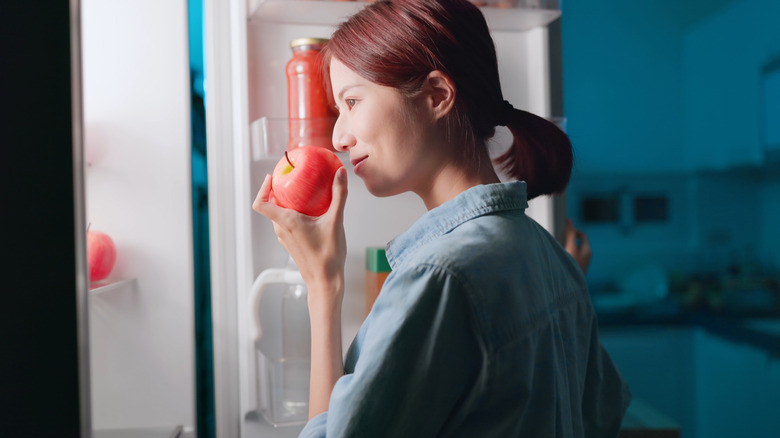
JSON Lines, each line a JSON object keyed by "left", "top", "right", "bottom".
{"left": 79, "top": 0, "right": 566, "bottom": 437}
{"left": 206, "top": 1, "right": 566, "bottom": 437}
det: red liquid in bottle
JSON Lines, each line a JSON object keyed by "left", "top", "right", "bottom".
{"left": 286, "top": 38, "right": 337, "bottom": 151}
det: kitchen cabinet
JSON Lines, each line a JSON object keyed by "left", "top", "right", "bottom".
{"left": 682, "top": 0, "right": 779, "bottom": 171}
{"left": 600, "top": 324, "right": 780, "bottom": 438}
{"left": 599, "top": 326, "right": 696, "bottom": 437}
{"left": 563, "top": 0, "right": 780, "bottom": 173}
{"left": 693, "top": 329, "right": 780, "bottom": 438}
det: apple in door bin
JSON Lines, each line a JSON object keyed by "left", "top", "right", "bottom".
{"left": 87, "top": 230, "right": 117, "bottom": 282}
{"left": 271, "top": 145, "right": 343, "bottom": 217}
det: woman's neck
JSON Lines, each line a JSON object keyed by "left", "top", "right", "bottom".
{"left": 416, "top": 154, "right": 501, "bottom": 210}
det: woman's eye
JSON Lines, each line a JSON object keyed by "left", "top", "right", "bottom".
{"left": 345, "top": 99, "right": 357, "bottom": 109}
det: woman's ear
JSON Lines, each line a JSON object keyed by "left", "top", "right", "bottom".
{"left": 423, "top": 70, "right": 455, "bottom": 120}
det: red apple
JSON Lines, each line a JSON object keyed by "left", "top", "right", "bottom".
{"left": 271, "top": 146, "right": 343, "bottom": 216}
{"left": 87, "top": 230, "right": 117, "bottom": 282}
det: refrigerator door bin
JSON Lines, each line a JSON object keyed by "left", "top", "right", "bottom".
{"left": 250, "top": 117, "right": 348, "bottom": 164}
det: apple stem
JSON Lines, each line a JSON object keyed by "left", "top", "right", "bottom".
{"left": 284, "top": 151, "right": 295, "bottom": 169}
{"left": 87, "top": 222, "right": 91, "bottom": 232}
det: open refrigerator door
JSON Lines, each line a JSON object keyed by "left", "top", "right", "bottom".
{"left": 204, "top": 1, "right": 564, "bottom": 437}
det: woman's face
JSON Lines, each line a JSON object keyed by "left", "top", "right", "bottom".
{"left": 329, "top": 58, "right": 445, "bottom": 198}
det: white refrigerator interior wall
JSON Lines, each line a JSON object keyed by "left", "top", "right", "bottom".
{"left": 82, "top": 0, "right": 195, "bottom": 429}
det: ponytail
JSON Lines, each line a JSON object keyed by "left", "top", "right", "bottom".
{"left": 494, "top": 105, "right": 572, "bottom": 200}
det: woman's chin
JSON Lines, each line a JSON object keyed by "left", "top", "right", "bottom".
{"left": 362, "top": 179, "right": 400, "bottom": 199}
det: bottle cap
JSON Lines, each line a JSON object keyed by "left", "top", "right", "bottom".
{"left": 290, "top": 37, "right": 329, "bottom": 49}
{"left": 366, "top": 247, "right": 391, "bottom": 273}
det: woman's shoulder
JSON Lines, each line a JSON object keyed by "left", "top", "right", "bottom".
{"left": 410, "top": 211, "right": 536, "bottom": 274}
{"left": 376, "top": 231, "right": 489, "bottom": 312}
{"left": 381, "top": 215, "right": 534, "bottom": 318}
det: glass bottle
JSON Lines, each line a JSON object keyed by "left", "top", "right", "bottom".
{"left": 286, "top": 37, "right": 337, "bottom": 151}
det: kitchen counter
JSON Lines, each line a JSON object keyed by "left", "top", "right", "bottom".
{"left": 597, "top": 304, "right": 780, "bottom": 358}
{"left": 620, "top": 398, "right": 680, "bottom": 438}
{"left": 597, "top": 304, "right": 780, "bottom": 437}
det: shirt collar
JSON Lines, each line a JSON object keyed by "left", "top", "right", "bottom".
{"left": 385, "top": 181, "right": 529, "bottom": 269}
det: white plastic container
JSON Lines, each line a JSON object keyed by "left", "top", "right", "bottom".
{"left": 249, "top": 260, "right": 311, "bottom": 426}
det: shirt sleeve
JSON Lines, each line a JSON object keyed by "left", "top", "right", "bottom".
{"left": 299, "top": 412, "right": 327, "bottom": 437}
{"left": 299, "top": 262, "right": 483, "bottom": 438}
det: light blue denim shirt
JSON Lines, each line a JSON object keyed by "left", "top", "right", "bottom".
{"left": 300, "top": 181, "right": 631, "bottom": 437}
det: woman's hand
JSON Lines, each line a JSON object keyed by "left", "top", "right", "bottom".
{"left": 253, "top": 166, "right": 349, "bottom": 418}
{"left": 252, "top": 167, "right": 349, "bottom": 297}
{"left": 564, "top": 219, "right": 592, "bottom": 274}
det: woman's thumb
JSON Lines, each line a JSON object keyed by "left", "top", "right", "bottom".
{"left": 328, "top": 167, "right": 348, "bottom": 214}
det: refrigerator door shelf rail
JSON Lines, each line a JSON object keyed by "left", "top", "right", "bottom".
{"left": 248, "top": 0, "right": 560, "bottom": 32}
{"left": 89, "top": 278, "right": 138, "bottom": 296}
{"left": 250, "top": 117, "right": 293, "bottom": 161}
{"left": 250, "top": 117, "right": 348, "bottom": 165}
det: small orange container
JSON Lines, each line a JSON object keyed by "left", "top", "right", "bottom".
{"left": 365, "top": 247, "right": 391, "bottom": 315}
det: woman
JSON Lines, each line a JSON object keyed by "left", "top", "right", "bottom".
{"left": 253, "top": 0, "right": 630, "bottom": 436}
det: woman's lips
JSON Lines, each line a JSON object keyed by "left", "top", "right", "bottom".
{"left": 351, "top": 156, "right": 367, "bottom": 174}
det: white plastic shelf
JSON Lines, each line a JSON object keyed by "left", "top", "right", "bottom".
{"left": 248, "top": 0, "right": 561, "bottom": 32}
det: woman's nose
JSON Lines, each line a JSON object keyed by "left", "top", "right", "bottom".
{"left": 332, "top": 115, "right": 355, "bottom": 152}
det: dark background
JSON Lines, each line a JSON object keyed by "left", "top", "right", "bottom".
{"left": 1, "top": 1, "right": 84, "bottom": 436}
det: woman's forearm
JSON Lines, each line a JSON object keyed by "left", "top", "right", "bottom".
{"left": 307, "top": 284, "right": 345, "bottom": 419}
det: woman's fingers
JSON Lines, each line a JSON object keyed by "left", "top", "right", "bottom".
{"left": 250, "top": 166, "right": 348, "bottom": 296}
{"left": 251, "top": 167, "right": 348, "bottom": 256}
{"left": 576, "top": 229, "right": 590, "bottom": 249}
{"left": 327, "top": 167, "right": 348, "bottom": 219}
{"left": 255, "top": 169, "right": 348, "bottom": 221}
{"left": 564, "top": 219, "right": 592, "bottom": 274}
{"left": 564, "top": 219, "right": 578, "bottom": 254}
{"left": 252, "top": 174, "right": 272, "bottom": 212}
{"left": 253, "top": 174, "right": 289, "bottom": 223}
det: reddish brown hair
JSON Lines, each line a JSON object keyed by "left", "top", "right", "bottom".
{"left": 323, "top": 0, "right": 571, "bottom": 199}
